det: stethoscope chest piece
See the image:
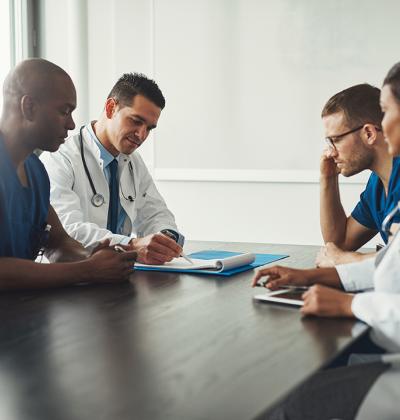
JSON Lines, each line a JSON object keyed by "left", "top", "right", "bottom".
{"left": 91, "top": 193, "right": 105, "bottom": 207}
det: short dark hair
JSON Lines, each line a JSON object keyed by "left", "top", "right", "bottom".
{"left": 107, "top": 73, "right": 165, "bottom": 109}
{"left": 383, "top": 62, "right": 400, "bottom": 104}
{"left": 321, "top": 83, "right": 383, "bottom": 127}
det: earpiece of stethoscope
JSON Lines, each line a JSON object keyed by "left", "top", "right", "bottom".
{"left": 128, "top": 196, "right": 134, "bottom": 202}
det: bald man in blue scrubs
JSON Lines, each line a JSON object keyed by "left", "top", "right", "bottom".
{"left": 0, "top": 58, "right": 136, "bottom": 290}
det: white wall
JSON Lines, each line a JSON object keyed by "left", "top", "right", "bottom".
{"left": 37, "top": 0, "right": 400, "bottom": 246}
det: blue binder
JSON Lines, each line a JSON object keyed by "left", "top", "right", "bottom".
{"left": 134, "top": 250, "right": 288, "bottom": 277}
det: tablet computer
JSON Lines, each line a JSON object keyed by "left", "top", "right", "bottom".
{"left": 253, "top": 288, "right": 305, "bottom": 306}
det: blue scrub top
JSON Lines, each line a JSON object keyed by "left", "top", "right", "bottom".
{"left": 352, "top": 157, "right": 400, "bottom": 243}
{"left": 0, "top": 135, "right": 50, "bottom": 259}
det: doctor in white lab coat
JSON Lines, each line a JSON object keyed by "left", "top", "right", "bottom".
{"left": 40, "top": 73, "right": 183, "bottom": 265}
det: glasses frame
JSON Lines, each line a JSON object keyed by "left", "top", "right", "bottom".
{"left": 325, "top": 124, "right": 382, "bottom": 151}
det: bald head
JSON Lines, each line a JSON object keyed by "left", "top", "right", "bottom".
{"left": 2, "top": 58, "right": 74, "bottom": 111}
{"left": 0, "top": 58, "right": 76, "bottom": 153}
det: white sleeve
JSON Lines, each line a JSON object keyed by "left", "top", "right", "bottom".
{"left": 40, "top": 151, "right": 127, "bottom": 249}
{"left": 335, "top": 257, "right": 376, "bottom": 292}
{"left": 374, "top": 230, "right": 400, "bottom": 293}
{"left": 352, "top": 292, "right": 400, "bottom": 351}
{"left": 133, "top": 155, "right": 180, "bottom": 237}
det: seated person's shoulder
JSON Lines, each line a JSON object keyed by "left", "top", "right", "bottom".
{"left": 28, "top": 152, "right": 48, "bottom": 173}
{"left": 26, "top": 153, "right": 50, "bottom": 190}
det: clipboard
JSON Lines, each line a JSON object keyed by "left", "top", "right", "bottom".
{"left": 134, "top": 250, "right": 288, "bottom": 277}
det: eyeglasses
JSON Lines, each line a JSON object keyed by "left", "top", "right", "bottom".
{"left": 325, "top": 125, "right": 382, "bottom": 151}
{"left": 381, "top": 202, "right": 400, "bottom": 239}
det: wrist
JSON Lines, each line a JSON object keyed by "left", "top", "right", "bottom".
{"left": 45, "top": 260, "right": 93, "bottom": 286}
{"left": 129, "top": 238, "right": 138, "bottom": 248}
{"left": 341, "top": 294, "right": 355, "bottom": 317}
{"left": 73, "top": 260, "right": 93, "bottom": 283}
{"left": 304, "top": 269, "right": 317, "bottom": 286}
{"left": 320, "top": 173, "right": 338, "bottom": 185}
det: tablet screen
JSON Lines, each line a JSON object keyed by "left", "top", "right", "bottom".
{"left": 274, "top": 290, "right": 304, "bottom": 300}
{"left": 253, "top": 288, "right": 305, "bottom": 306}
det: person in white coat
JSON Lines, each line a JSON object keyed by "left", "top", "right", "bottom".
{"left": 41, "top": 73, "right": 183, "bottom": 265}
{"left": 253, "top": 62, "right": 400, "bottom": 419}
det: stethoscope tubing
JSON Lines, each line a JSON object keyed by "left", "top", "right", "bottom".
{"left": 79, "top": 126, "right": 99, "bottom": 199}
{"left": 79, "top": 126, "right": 135, "bottom": 207}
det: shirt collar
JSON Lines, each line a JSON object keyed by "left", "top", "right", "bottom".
{"left": 86, "top": 122, "right": 117, "bottom": 168}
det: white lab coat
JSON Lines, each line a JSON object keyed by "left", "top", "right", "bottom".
{"left": 335, "top": 232, "right": 400, "bottom": 418}
{"left": 336, "top": 238, "right": 400, "bottom": 352}
{"left": 40, "top": 124, "right": 179, "bottom": 249}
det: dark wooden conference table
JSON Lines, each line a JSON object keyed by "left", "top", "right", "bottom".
{"left": 0, "top": 241, "right": 368, "bottom": 420}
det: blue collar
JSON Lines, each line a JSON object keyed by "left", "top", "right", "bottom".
{"left": 86, "top": 123, "right": 117, "bottom": 168}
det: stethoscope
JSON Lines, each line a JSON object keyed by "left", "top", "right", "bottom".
{"left": 79, "top": 126, "right": 136, "bottom": 207}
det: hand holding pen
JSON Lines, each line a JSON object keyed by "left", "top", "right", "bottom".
{"left": 128, "top": 231, "right": 192, "bottom": 265}
{"left": 160, "top": 229, "right": 194, "bottom": 264}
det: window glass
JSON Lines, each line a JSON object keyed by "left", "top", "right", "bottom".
{"left": 0, "top": 0, "right": 11, "bottom": 113}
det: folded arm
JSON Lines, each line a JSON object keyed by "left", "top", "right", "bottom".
{"left": 0, "top": 206, "right": 137, "bottom": 291}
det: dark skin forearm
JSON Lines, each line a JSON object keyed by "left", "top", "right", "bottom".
{"left": 45, "top": 235, "right": 89, "bottom": 263}
{"left": 0, "top": 205, "right": 138, "bottom": 291}
{"left": 0, "top": 258, "right": 91, "bottom": 290}
{"left": 0, "top": 245, "right": 138, "bottom": 291}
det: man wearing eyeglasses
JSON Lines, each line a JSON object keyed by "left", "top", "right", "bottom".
{"left": 316, "top": 84, "right": 400, "bottom": 267}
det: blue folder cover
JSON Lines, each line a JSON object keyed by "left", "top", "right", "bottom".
{"left": 134, "top": 250, "right": 288, "bottom": 277}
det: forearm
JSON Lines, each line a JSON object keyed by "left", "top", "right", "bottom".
{"left": 45, "top": 236, "right": 90, "bottom": 263}
{"left": 305, "top": 267, "right": 343, "bottom": 289}
{"left": 135, "top": 175, "right": 178, "bottom": 237}
{"left": 336, "top": 251, "right": 376, "bottom": 265}
{"left": 335, "top": 257, "right": 376, "bottom": 292}
{"left": 320, "top": 176, "right": 347, "bottom": 245}
{"left": 136, "top": 207, "right": 178, "bottom": 238}
{"left": 0, "top": 258, "right": 91, "bottom": 290}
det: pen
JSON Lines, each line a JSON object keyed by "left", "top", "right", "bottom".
{"left": 114, "top": 245, "right": 126, "bottom": 253}
{"left": 160, "top": 229, "right": 194, "bottom": 264}
{"left": 180, "top": 252, "right": 194, "bottom": 265}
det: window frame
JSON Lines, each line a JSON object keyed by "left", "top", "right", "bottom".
{"left": 9, "top": 0, "right": 38, "bottom": 65}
